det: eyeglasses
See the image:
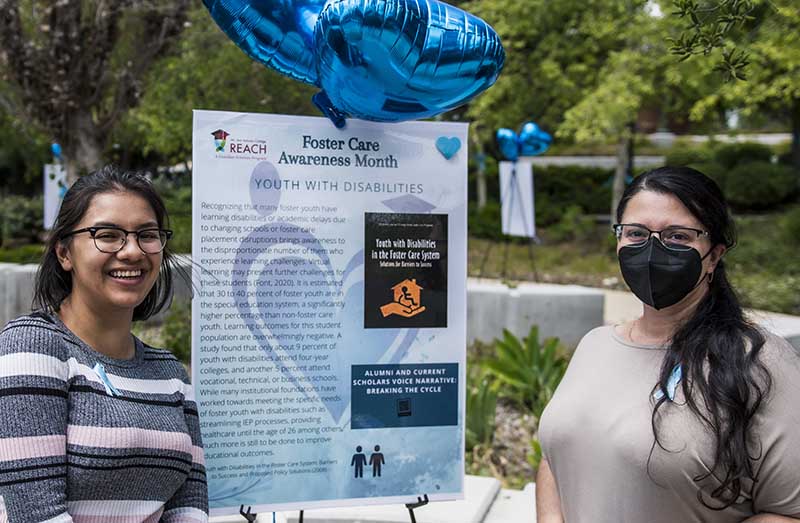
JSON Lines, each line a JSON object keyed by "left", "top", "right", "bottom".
{"left": 61, "top": 226, "right": 172, "bottom": 254}
{"left": 613, "top": 224, "right": 708, "bottom": 250}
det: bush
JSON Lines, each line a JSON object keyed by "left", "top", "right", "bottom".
{"left": 0, "top": 195, "right": 44, "bottom": 244}
{"left": 665, "top": 147, "right": 714, "bottom": 167}
{"left": 724, "top": 162, "right": 799, "bottom": 211}
{"left": 161, "top": 299, "right": 191, "bottom": 364}
{"left": 548, "top": 205, "right": 595, "bottom": 242}
{"left": 534, "top": 165, "right": 613, "bottom": 225}
{"left": 687, "top": 161, "right": 729, "bottom": 194}
{"left": 468, "top": 201, "right": 503, "bottom": 240}
{"left": 713, "top": 142, "right": 773, "bottom": 169}
{"left": 465, "top": 376, "right": 498, "bottom": 452}
{"left": 780, "top": 206, "right": 800, "bottom": 247}
{"left": 0, "top": 244, "right": 44, "bottom": 264}
{"left": 482, "top": 326, "right": 569, "bottom": 418}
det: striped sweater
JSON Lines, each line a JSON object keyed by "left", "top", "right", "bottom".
{"left": 0, "top": 312, "right": 208, "bottom": 523}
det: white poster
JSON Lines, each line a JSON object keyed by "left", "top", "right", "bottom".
{"left": 43, "top": 164, "right": 67, "bottom": 230}
{"left": 192, "top": 110, "right": 468, "bottom": 516}
{"left": 499, "top": 160, "right": 536, "bottom": 238}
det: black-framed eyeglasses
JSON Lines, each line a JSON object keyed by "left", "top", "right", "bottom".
{"left": 61, "top": 226, "right": 172, "bottom": 254}
{"left": 612, "top": 223, "right": 708, "bottom": 250}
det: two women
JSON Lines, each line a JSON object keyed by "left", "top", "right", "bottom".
{"left": 0, "top": 167, "right": 207, "bottom": 522}
{"left": 537, "top": 166, "right": 800, "bottom": 522}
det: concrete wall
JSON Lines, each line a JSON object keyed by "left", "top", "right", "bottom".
{"left": 0, "top": 263, "right": 605, "bottom": 349}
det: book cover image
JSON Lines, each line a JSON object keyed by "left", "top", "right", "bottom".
{"left": 364, "top": 212, "right": 448, "bottom": 329}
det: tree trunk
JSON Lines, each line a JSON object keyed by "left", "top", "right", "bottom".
{"left": 792, "top": 101, "right": 800, "bottom": 171}
{"left": 63, "top": 112, "right": 104, "bottom": 185}
{"left": 611, "top": 132, "right": 630, "bottom": 221}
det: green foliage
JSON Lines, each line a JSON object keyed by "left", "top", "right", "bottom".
{"left": 687, "top": 161, "right": 729, "bottom": 191}
{"left": 126, "top": 6, "right": 318, "bottom": 164}
{"left": 724, "top": 162, "right": 799, "bottom": 210}
{"left": 0, "top": 195, "right": 44, "bottom": 244}
{"left": 468, "top": 201, "right": 504, "bottom": 240}
{"left": 527, "top": 438, "right": 543, "bottom": 472}
{"left": 0, "top": 244, "right": 44, "bottom": 264}
{"left": 466, "top": 375, "right": 498, "bottom": 452}
{"left": 664, "top": 146, "right": 714, "bottom": 166}
{"left": 713, "top": 142, "right": 773, "bottom": 169}
{"left": 535, "top": 166, "right": 613, "bottom": 225}
{"left": 669, "top": 0, "right": 756, "bottom": 80}
{"left": 483, "top": 326, "right": 569, "bottom": 417}
{"left": 463, "top": 0, "right": 651, "bottom": 145}
{"left": 160, "top": 183, "right": 192, "bottom": 254}
{"left": 161, "top": 300, "right": 192, "bottom": 364}
{"left": 548, "top": 205, "right": 595, "bottom": 242}
{"left": 779, "top": 206, "right": 800, "bottom": 246}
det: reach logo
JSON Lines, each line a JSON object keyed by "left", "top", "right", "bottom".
{"left": 211, "top": 129, "right": 229, "bottom": 152}
{"left": 211, "top": 128, "right": 268, "bottom": 159}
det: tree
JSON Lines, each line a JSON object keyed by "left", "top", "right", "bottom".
{"left": 558, "top": 48, "right": 658, "bottom": 216}
{"left": 464, "top": 0, "right": 645, "bottom": 146}
{"left": 123, "top": 5, "right": 318, "bottom": 167}
{"left": 0, "top": 0, "right": 190, "bottom": 182}
{"left": 690, "top": 1, "right": 800, "bottom": 169}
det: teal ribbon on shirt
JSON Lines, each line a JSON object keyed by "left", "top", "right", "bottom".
{"left": 93, "top": 362, "right": 122, "bottom": 396}
{"left": 653, "top": 364, "right": 682, "bottom": 402}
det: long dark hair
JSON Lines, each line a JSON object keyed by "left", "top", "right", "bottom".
{"left": 33, "top": 165, "right": 176, "bottom": 321}
{"left": 617, "top": 166, "right": 770, "bottom": 508}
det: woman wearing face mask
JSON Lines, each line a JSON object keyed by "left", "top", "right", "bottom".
{"left": 0, "top": 167, "right": 207, "bottom": 522}
{"left": 536, "top": 166, "right": 800, "bottom": 522}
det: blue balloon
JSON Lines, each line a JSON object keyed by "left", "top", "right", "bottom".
{"left": 496, "top": 128, "right": 519, "bottom": 162}
{"left": 203, "top": 0, "right": 505, "bottom": 126}
{"left": 496, "top": 121, "right": 552, "bottom": 161}
{"left": 518, "top": 122, "right": 552, "bottom": 156}
{"left": 202, "top": 0, "right": 324, "bottom": 85}
{"left": 51, "top": 143, "right": 62, "bottom": 159}
{"left": 314, "top": 0, "right": 505, "bottom": 123}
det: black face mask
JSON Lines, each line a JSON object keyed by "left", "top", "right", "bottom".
{"left": 618, "top": 237, "right": 711, "bottom": 310}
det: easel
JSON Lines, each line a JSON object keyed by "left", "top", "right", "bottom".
{"left": 477, "top": 161, "right": 539, "bottom": 281}
{"left": 239, "top": 495, "right": 430, "bottom": 522}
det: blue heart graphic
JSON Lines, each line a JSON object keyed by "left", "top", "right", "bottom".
{"left": 436, "top": 137, "right": 461, "bottom": 160}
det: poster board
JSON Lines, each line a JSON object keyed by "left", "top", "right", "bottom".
{"left": 499, "top": 160, "right": 536, "bottom": 238}
{"left": 191, "top": 110, "right": 468, "bottom": 516}
{"left": 43, "top": 164, "right": 67, "bottom": 230}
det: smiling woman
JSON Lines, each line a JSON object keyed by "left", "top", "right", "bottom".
{"left": 0, "top": 166, "right": 208, "bottom": 522}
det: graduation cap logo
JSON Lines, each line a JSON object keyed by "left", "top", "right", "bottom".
{"left": 211, "top": 129, "right": 229, "bottom": 152}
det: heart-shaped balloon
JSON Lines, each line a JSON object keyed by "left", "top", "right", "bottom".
{"left": 496, "top": 121, "right": 552, "bottom": 161}
{"left": 519, "top": 122, "right": 552, "bottom": 157}
{"left": 496, "top": 128, "right": 519, "bottom": 162}
{"left": 315, "top": 0, "right": 505, "bottom": 123}
{"left": 203, "top": 0, "right": 505, "bottom": 126}
{"left": 202, "top": 0, "right": 325, "bottom": 85}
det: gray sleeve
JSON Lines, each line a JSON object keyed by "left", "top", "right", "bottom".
{"left": 0, "top": 320, "right": 74, "bottom": 523}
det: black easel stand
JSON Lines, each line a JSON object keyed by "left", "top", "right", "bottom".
{"left": 241, "top": 496, "right": 425, "bottom": 522}
{"left": 477, "top": 164, "right": 539, "bottom": 281}
{"left": 240, "top": 505, "right": 257, "bottom": 522}
{"left": 405, "top": 494, "right": 429, "bottom": 523}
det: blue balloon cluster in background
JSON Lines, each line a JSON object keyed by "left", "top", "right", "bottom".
{"left": 496, "top": 122, "right": 552, "bottom": 161}
{"left": 203, "top": 0, "right": 505, "bottom": 127}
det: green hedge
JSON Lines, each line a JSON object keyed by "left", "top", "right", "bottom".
{"left": 468, "top": 165, "right": 613, "bottom": 239}
{"left": 0, "top": 195, "right": 44, "bottom": 245}
{"left": 724, "top": 162, "right": 799, "bottom": 211}
{"left": 714, "top": 142, "right": 773, "bottom": 169}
